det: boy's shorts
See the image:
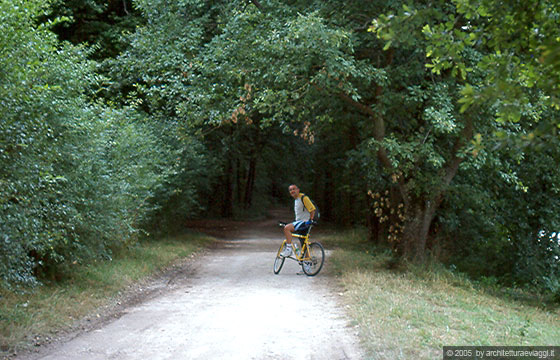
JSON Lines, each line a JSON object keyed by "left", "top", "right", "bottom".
{"left": 292, "top": 220, "right": 310, "bottom": 233}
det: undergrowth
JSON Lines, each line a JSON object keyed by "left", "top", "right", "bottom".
{"left": 320, "top": 228, "right": 560, "bottom": 360}
{"left": 0, "top": 232, "right": 214, "bottom": 358}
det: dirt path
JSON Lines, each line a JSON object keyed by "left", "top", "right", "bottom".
{"left": 18, "top": 212, "right": 364, "bottom": 360}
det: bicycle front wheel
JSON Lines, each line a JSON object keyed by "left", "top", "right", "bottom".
{"left": 273, "top": 242, "right": 286, "bottom": 274}
{"left": 302, "top": 242, "right": 325, "bottom": 276}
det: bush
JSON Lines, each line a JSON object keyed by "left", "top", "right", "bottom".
{"left": 0, "top": 0, "right": 177, "bottom": 287}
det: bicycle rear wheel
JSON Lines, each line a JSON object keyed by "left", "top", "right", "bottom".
{"left": 273, "top": 242, "right": 286, "bottom": 274}
{"left": 302, "top": 242, "right": 325, "bottom": 276}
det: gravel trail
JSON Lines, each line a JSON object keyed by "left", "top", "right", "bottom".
{"left": 17, "top": 215, "right": 363, "bottom": 360}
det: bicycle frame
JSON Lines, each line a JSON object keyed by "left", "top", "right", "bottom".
{"left": 288, "top": 233, "right": 312, "bottom": 261}
{"left": 276, "top": 223, "right": 314, "bottom": 262}
{"left": 274, "top": 221, "right": 325, "bottom": 276}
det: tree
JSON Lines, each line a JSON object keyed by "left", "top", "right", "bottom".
{"left": 6, "top": 0, "right": 556, "bottom": 297}
{"left": 44, "top": 0, "right": 142, "bottom": 59}
{"left": 369, "top": 0, "right": 560, "bottom": 294}
{"left": 104, "top": 0, "right": 560, "bottom": 296}
{"left": 0, "top": 0, "right": 176, "bottom": 286}
{"left": 416, "top": 0, "right": 560, "bottom": 127}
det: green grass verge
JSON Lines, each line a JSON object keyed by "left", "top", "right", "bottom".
{"left": 0, "top": 232, "right": 214, "bottom": 357}
{"left": 321, "top": 228, "right": 560, "bottom": 360}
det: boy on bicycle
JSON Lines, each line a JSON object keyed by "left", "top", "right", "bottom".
{"left": 281, "top": 184, "right": 316, "bottom": 257}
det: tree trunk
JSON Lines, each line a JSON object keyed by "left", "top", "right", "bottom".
{"left": 323, "top": 166, "right": 334, "bottom": 221}
{"left": 243, "top": 153, "right": 257, "bottom": 209}
{"left": 221, "top": 158, "right": 234, "bottom": 217}
{"left": 236, "top": 158, "right": 243, "bottom": 204}
{"left": 242, "top": 114, "right": 263, "bottom": 209}
{"left": 325, "top": 45, "right": 474, "bottom": 260}
{"left": 400, "top": 200, "right": 439, "bottom": 261}
{"left": 399, "top": 115, "right": 474, "bottom": 261}
{"left": 335, "top": 78, "right": 474, "bottom": 261}
{"left": 366, "top": 200, "right": 384, "bottom": 244}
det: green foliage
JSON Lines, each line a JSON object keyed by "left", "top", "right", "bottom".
{"left": 44, "top": 0, "right": 143, "bottom": 59}
{"left": 2, "top": 0, "right": 559, "bottom": 301}
{"left": 103, "top": 0, "right": 220, "bottom": 218}
{"left": 0, "top": 0, "right": 176, "bottom": 287}
{"left": 112, "top": 0, "right": 559, "bottom": 299}
{"left": 377, "top": 0, "right": 560, "bottom": 122}
{"left": 439, "top": 119, "right": 560, "bottom": 298}
{"left": 362, "top": 0, "right": 560, "bottom": 296}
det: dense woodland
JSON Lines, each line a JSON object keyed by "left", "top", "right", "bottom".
{"left": 1, "top": 0, "right": 559, "bottom": 299}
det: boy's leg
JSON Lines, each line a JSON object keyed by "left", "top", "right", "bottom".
{"left": 283, "top": 223, "right": 295, "bottom": 244}
{"left": 281, "top": 223, "right": 295, "bottom": 257}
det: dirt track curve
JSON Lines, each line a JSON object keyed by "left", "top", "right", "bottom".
{"left": 17, "top": 211, "right": 364, "bottom": 360}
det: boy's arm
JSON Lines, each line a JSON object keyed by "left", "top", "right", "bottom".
{"left": 302, "top": 196, "right": 316, "bottom": 218}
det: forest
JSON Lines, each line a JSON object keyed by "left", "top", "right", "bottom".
{"left": 1, "top": 0, "right": 559, "bottom": 299}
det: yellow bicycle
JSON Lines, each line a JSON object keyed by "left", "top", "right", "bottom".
{"left": 273, "top": 220, "right": 325, "bottom": 276}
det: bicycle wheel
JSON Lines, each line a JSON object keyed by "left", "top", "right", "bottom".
{"left": 273, "top": 242, "right": 286, "bottom": 274}
{"left": 302, "top": 242, "right": 325, "bottom": 276}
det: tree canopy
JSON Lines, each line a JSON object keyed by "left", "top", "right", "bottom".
{"left": 1, "top": 0, "right": 559, "bottom": 299}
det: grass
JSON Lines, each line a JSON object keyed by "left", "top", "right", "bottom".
{"left": 0, "top": 231, "right": 214, "bottom": 358}
{"left": 320, "top": 228, "right": 560, "bottom": 360}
